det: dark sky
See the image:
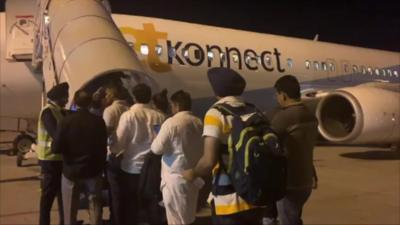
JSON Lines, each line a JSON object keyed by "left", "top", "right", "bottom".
{"left": 1, "top": 0, "right": 399, "bottom": 52}
{"left": 108, "top": 0, "right": 400, "bottom": 52}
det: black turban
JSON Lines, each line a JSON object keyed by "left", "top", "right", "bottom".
{"left": 207, "top": 67, "right": 246, "bottom": 97}
{"left": 47, "top": 82, "right": 69, "bottom": 101}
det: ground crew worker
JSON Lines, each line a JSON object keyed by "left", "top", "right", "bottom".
{"left": 151, "top": 90, "right": 204, "bottom": 225}
{"left": 37, "top": 82, "right": 69, "bottom": 225}
{"left": 182, "top": 68, "right": 264, "bottom": 225}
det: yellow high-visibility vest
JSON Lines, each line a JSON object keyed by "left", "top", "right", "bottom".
{"left": 36, "top": 103, "right": 64, "bottom": 161}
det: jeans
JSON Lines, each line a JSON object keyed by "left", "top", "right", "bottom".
{"left": 39, "top": 160, "right": 64, "bottom": 225}
{"left": 62, "top": 174, "right": 103, "bottom": 225}
{"left": 276, "top": 189, "right": 312, "bottom": 225}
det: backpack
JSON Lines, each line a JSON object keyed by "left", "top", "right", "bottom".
{"left": 213, "top": 103, "right": 287, "bottom": 206}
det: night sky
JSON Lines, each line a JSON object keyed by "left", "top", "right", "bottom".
{"left": 1, "top": 0, "right": 399, "bottom": 52}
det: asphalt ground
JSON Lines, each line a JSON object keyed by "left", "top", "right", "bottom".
{"left": 0, "top": 142, "right": 399, "bottom": 225}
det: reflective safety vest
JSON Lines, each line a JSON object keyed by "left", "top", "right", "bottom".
{"left": 36, "top": 103, "right": 64, "bottom": 161}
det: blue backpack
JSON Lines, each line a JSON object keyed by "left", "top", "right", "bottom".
{"left": 214, "top": 103, "right": 287, "bottom": 206}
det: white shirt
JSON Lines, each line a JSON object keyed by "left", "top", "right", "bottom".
{"left": 151, "top": 111, "right": 203, "bottom": 174}
{"left": 103, "top": 100, "right": 129, "bottom": 153}
{"left": 151, "top": 111, "right": 204, "bottom": 225}
{"left": 116, "top": 103, "right": 165, "bottom": 174}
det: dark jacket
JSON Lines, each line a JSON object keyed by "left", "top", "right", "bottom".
{"left": 270, "top": 104, "right": 318, "bottom": 189}
{"left": 52, "top": 108, "right": 107, "bottom": 180}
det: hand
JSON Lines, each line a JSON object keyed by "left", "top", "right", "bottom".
{"left": 182, "top": 169, "right": 195, "bottom": 182}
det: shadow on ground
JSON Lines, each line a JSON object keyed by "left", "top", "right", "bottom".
{"left": 0, "top": 175, "right": 39, "bottom": 184}
{"left": 341, "top": 150, "right": 400, "bottom": 160}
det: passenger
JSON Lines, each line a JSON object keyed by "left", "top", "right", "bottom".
{"left": 52, "top": 90, "right": 108, "bottom": 225}
{"left": 103, "top": 85, "right": 130, "bottom": 225}
{"left": 151, "top": 90, "right": 204, "bottom": 225}
{"left": 264, "top": 75, "right": 318, "bottom": 225}
{"left": 137, "top": 89, "right": 170, "bottom": 225}
{"left": 37, "top": 82, "right": 69, "bottom": 225}
{"left": 89, "top": 86, "right": 107, "bottom": 116}
{"left": 152, "top": 89, "right": 170, "bottom": 115}
{"left": 182, "top": 68, "right": 264, "bottom": 225}
{"left": 115, "top": 83, "right": 166, "bottom": 224}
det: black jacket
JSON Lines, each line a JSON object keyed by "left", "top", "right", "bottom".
{"left": 52, "top": 109, "right": 107, "bottom": 180}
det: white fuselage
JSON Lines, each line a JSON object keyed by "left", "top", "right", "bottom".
{"left": 1, "top": 12, "right": 399, "bottom": 144}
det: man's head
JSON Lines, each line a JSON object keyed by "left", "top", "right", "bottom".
{"left": 207, "top": 67, "right": 246, "bottom": 98}
{"left": 73, "top": 90, "right": 92, "bottom": 109}
{"left": 274, "top": 75, "right": 301, "bottom": 107}
{"left": 132, "top": 83, "right": 152, "bottom": 104}
{"left": 170, "top": 90, "right": 191, "bottom": 114}
{"left": 47, "top": 82, "right": 69, "bottom": 107}
{"left": 153, "top": 89, "right": 169, "bottom": 114}
{"left": 104, "top": 85, "right": 124, "bottom": 106}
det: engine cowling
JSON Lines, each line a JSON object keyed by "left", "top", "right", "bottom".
{"left": 316, "top": 86, "right": 400, "bottom": 144}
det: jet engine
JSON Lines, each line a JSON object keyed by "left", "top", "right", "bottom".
{"left": 316, "top": 86, "right": 400, "bottom": 145}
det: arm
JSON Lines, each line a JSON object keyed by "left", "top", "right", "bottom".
{"left": 97, "top": 119, "right": 108, "bottom": 162}
{"left": 103, "top": 107, "right": 116, "bottom": 135}
{"left": 113, "top": 113, "right": 132, "bottom": 154}
{"left": 270, "top": 111, "right": 289, "bottom": 137}
{"left": 182, "top": 136, "right": 219, "bottom": 181}
{"left": 183, "top": 108, "right": 222, "bottom": 181}
{"left": 51, "top": 119, "right": 66, "bottom": 154}
{"left": 151, "top": 121, "right": 171, "bottom": 155}
{"left": 42, "top": 109, "right": 58, "bottom": 139}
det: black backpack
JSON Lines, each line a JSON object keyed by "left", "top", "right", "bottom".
{"left": 214, "top": 103, "right": 287, "bottom": 206}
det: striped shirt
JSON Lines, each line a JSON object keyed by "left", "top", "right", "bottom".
{"left": 203, "top": 96, "right": 259, "bottom": 215}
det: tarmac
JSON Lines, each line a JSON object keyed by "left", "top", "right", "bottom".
{"left": 0, "top": 140, "right": 399, "bottom": 225}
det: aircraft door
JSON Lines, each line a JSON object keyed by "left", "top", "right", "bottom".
{"left": 39, "top": 0, "right": 153, "bottom": 105}
{"left": 326, "top": 58, "right": 337, "bottom": 82}
{"left": 340, "top": 60, "right": 353, "bottom": 84}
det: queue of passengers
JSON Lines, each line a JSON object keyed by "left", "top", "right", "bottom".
{"left": 37, "top": 67, "right": 318, "bottom": 225}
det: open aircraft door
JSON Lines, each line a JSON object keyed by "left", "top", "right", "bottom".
{"left": 34, "top": 0, "right": 157, "bottom": 104}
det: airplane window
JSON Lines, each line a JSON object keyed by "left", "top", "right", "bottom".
{"left": 168, "top": 47, "right": 176, "bottom": 58}
{"left": 361, "top": 66, "right": 366, "bottom": 74}
{"left": 287, "top": 58, "right": 293, "bottom": 68}
{"left": 381, "top": 69, "right": 386, "bottom": 76}
{"left": 257, "top": 56, "right": 262, "bottom": 65}
{"left": 220, "top": 53, "right": 226, "bottom": 63}
{"left": 375, "top": 68, "right": 380, "bottom": 76}
{"left": 128, "top": 41, "right": 135, "bottom": 48}
{"left": 387, "top": 69, "right": 392, "bottom": 76}
{"left": 232, "top": 54, "right": 239, "bottom": 63}
{"left": 344, "top": 64, "right": 349, "bottom": 73}
{"left": 194, "top": 50, "right": 202, "bottom": 60}
{"left": 367, "top": 67, "right": 373, "bottom": 75}
{"left": 352, "top": 65, "right": 358, "bottom": 73}
{"left": 265, "top": 56, "right": 272, "bottom": 66}
{"left": 305, "top": 60, "right": 310, "bottom": 69}
{"left": 207, "top": 51, "right": 214, "bottom": 61}
{"left": 245, "top": 56, "right": 251, "bottom": 65}
{"left": 183, "top": 49, "right": 189, "bottom": 59}
{"left": 394, "top": 70, "right": 399, "bottom": 77}
{"left": 329, "top": 63, "right": 335, "bottom": 72}
{"left": 321, "top": 62, "right": 327, "bottom": 71}
{"left": 140, "top": 44, "right": 149, "bottom": 56}
{"left": 313, "top": 61, "right": 319, "bottom": 71}
{"left": 155, "top": 45, "right": 163, "bottom": 56}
